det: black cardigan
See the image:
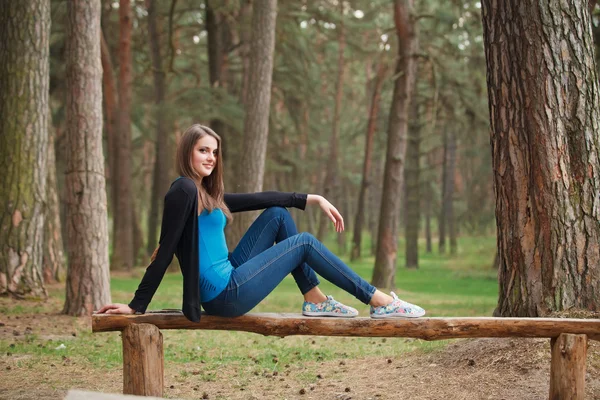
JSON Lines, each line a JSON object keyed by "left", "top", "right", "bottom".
{"left": 128, "top": 177, "right": 308, "bottom": 322}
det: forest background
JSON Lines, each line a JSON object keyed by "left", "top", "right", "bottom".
{"left": 2, "top": 1, "right": 600, "bottom": 399}
{"left": 2, "top": 0, "right": 505, "bottom": 301}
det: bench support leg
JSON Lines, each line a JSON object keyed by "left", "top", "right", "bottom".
{"left": 122, "top": 323, "right": 164, "bottom": 397}
{"left": 550, "top": 333, "right": 587, "bottom": 400}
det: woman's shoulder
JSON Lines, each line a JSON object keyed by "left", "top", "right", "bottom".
{"left": 167, "top": 176, "right": 197, "bottom": 199}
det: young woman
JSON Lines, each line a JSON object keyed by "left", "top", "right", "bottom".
{"left": 98, "top": 124, "right": 425, "bottom": 320}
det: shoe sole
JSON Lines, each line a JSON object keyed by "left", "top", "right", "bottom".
{"left": 370, "top": 312, "right": 426, "bottom": 319}
{"left": 302, "top": 311, "right": 358, "bottom": 318}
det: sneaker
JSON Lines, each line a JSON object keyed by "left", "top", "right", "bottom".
{"left": 302, "top": 295, "right": 359, "bottom": 318}
{"left": 370, "top": 292, "right": 426, "bottom": 318}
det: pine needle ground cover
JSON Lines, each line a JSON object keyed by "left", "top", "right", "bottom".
{"left": 4, "top": 236, "right": 598, "bottom": 399}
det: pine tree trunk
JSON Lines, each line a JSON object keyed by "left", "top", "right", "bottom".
{"left": 438, "top": 130, "right": 448, "bottom": 254}
{"left": 100, "top": 29, "right": 118, "bottom": 217}
{"left": 482, "top": 0, "right": 600, "bottom": 316}
{"left": 43, "top": 120, "right": 65, "bottom": 283}
{"left": 424, "top": 181, "right": 432, "bottom": 253}
{"left": 371, "top": 0, "right": 417, "bottom": 289}
{"left": 405, "top": 88, "right": 421, "bottom": 269}
{"left": 229, "top": 0, "right": 277, "bottom": 246}
{"left": 447, "top": 131, "right": 457, "bottom": 255}
{"left": 0, "top": 0, "right": 50, "bottom": 298}
{"left": 351, "top": 61, "right": 387, "bottom": 261}
{"left": 146, "top": 0, "right": 172, "bottom": 256}
{"left": 63, "top": 0, "right": 111, "bottom": 316}
{"left": 112, "top": 0, "right": 134, "bottom": 270}
{"left": 318, "top": 3, "right": 345, "bottom": 242}
{"left": 206, "top": 0, "right": 231, "bottom": 160}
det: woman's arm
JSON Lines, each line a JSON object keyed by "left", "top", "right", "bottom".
{"left": 224, "top": 191, "right": 307, "bottom": 213}
{"left": 97, "top": 183, "right": 195, "bottom": 315}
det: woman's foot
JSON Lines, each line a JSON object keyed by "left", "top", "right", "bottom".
{"left": 370, "top": 292, "right": 426, "bottom": 318}
{"left": 302, "top": 295, "right": 359, "bottom": 318}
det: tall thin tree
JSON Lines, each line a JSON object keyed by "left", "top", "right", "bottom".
{"left": 351, "top": 60, "right": 387, "bottom": 261}
{"left": 43, "top": 119, "right": 65, "bottom": 283}
{"left": 229, "top": 0, "right": 278, "bottom": 244}
{"left": 317, "top": 3, "right": 346, "bottom": 242}
{"left": 371, "top": 0, "right": 417, "bottom": 288}
{"left": 146, "top": 0, "right": 173, "bottom": 256}
{"left": 404, "top": 83, "right": 421, "bottom": 268}
{"left": 0, "top": 0, "right": 50, "bottom": 298}
{"left": 112, "top": 0, "right": 134, "bottom": 269}
{"left": 63, "top": 0, "right": 111, "bottom": 316}
{"left": 482, "top": 0, "right": 600, "bottom": 316}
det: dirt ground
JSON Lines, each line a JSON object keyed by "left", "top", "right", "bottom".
{"left": 1, "top": 304, "right": 599, "bottom": 400}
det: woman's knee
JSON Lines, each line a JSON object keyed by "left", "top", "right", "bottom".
{"left": 262, "top": 206, "right": 289, "bottom": 218}
{"left": 298, "top": 232, "right": 317, "bottom": 244}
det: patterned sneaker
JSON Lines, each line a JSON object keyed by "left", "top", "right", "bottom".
{"left": 302, "top": 295, "right": 359, "bottom": 318}
{"left": 370, "top": 292, "right": 426, "bottom": 319}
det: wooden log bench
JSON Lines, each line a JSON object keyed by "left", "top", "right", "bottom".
{"left": 92, "top": 311, "right": 600, "bottom": 399}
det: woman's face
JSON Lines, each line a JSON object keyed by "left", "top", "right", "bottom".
{"left": 192, "top": 135, "right": 219, "bottom": 178}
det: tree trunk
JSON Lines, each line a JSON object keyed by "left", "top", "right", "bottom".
{"left": 0, "top": 0, "right": 50, "bottom": 298}
{"left": 43, "top": 118, "right": 65, "bottom": 283}
{"left": 405, "top": 87, "right": 421, "bottom": 269}
{"left": 482, "top": 0, "right": 600, "bottom": 316}
{"left": 447, "top": 130, "right": 457, "bottom": 255}
{"left": 317, "top": 3, "right": 346, "bottom": 242}
{"left": 228, "top": 0, "right": 277, "bottom": 246}
{"left": 63, "top": 0, "right": 111, "bottom": 316}
{"left": 371, "top": 0, "right": 417, "bottom": 289}
{"left": 351, "top": 60, "right": 387, "bottom": 261}
{"left": 112, "top": 0, "right": 134, "bottom": 270}
{"left": 424, "top": 181, "right": 432, "bottom": 253}
{"left": 438, "top": 130, "right": 448, "bottom": 254}
{"left": 146, "top": 0, "right": 172, "bottom": 257}
{"left": 100, "top": 29, "right": 118, "bottom": 216}
{"left": 592, "top": 6, "right": 600, "bottom": 81}
{"left": 206, "top": 0, "right": 231, "bottom": 159}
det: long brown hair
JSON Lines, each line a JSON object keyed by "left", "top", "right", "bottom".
{"left": 151, "top": 124, "right": 231, "bottom": 262}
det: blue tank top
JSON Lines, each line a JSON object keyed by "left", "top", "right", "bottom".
{"left": 198, "top": 208, "right": 233, "bottom": 302}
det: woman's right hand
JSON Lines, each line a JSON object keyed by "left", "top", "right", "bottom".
{"left": 97, "top": 303, "right": 135, "bottom": 315}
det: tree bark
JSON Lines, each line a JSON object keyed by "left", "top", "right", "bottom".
{"left": 549, "top": 333, "right": 587, "bottom": 400}
{"left": 424, "top": 181, "right": 432, "bottom": 253}
{"left": 228, "top": 0, "right": 277, "bottom": 246}
{"left": 100, "top": 29, "right": 118, "bottom": 216}
{"left": 405, "top": 87, "right": 421, "bottom": 268}
{"left": 122, "top": 323, "right": 164, "bottom": 397}
{"left": 482, "top": 0, "right": 600, "bottom": 316}
{"left": 318, "top": 3, "right": 346, "bottom": 242}
{"left": 0, "top": 0, "right": 50, "bottom": 298}
{"left": 146, "top": 0, "right": 172, "bottom": 257}
{"left": 438, "top": 130, "right": 448, "bottom": 254}
{"left": 447, "top": 131, "right": 457, "bottom": 255}
{"left": 205, "top": 0, "right": 231, "bottom": 158}
{"left": 371, "top": 0, "right": 417, "bottom": 288}
{"left": 112, "top": 0, "right": 134, "bottom": 270}
{"left": 63, "top": 0, "right": 111, "bottom": 316}
{"left": 43, "top": 119, "right": 65, "bottom": 283}
{"left": 351, "top": 60, "right": 387, "bottom": 261}
{"left": 92, "top": 312, "right": 600, "bottom": 342}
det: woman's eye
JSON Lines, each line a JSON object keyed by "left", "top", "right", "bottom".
{"left": 199, "top": 149, "right": 206, "bottom": 153}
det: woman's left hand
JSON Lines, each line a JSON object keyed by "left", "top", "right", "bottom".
{"left": 308, "top": 195, "right": 345, "bottom": 233}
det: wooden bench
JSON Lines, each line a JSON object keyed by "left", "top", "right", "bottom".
{"left": 92, "top": 311, "right": 600, "bottom": 399}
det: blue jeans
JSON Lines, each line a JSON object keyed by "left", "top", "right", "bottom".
{"left": 202, "top": 207, "right": 376, "bottom": 317}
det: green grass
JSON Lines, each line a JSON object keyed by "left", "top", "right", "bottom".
{"left": 0, "top": 235, "right": 499, "bottom": 375}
